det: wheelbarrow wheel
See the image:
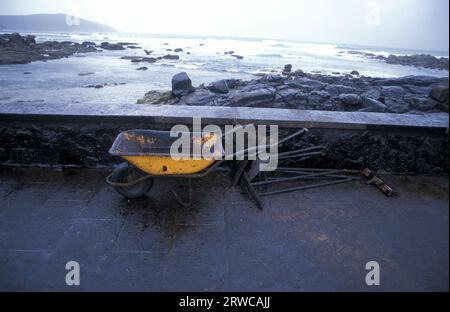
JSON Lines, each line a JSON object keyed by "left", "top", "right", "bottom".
{"left": 111, "top": 162, "right": 154, "bottom": 199}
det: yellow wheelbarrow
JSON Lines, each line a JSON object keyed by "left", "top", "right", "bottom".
{"left": 106, "top": 128, "right": 310, "bottom": 208}
{"left": 106, "top": 129, "right": 225, "bottom": 205}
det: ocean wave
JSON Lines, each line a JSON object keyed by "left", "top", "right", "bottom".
{"left": 154, "top": 63, "right": 175, "bottom": 67}
{"left": 269, "top": 43, "right": 289, "bottom": 48}
{"left": 254, "top": 54, "right": 283, "bottom": 58}
{"left": 262, "top": 39, "right": 290, "bottom": 48}
{"left": 224, "top": 68, "right": 240, "bottom": 73}
{"left": 247, "top": 69, "right": 276, "bottom": 75}
{"left": 280, "top": 54, "right": 302, "bottom": 59}
{"left": 253, "top": 53, "right": 303, "bottom": 59}
{"left": 216, "top": 68, "right": 252, "bottom": 74}
{"left": 174, "top": 63, "right": 201, "bottom": 70}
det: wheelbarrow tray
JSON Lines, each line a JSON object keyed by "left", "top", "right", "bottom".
{"left": 109, "top": 129, "right": 221, "bottom": 175}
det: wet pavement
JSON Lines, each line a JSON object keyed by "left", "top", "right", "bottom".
{"left": 0, "top": 166, "right": 448, "bottom": 291}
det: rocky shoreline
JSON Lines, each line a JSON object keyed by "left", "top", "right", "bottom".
{"left": 1, "top": 33, "right": 448, "bottom": 114}
{"left": 138, "top": 68, "right": 449, "bottom": 114}
{"left": 0, "top": 33, "right": 140, "bottom": 65}
{"left": 0, "top": 32, "right": 188, "bottom": 66}
{"left": 338, "top": 50, "right": 449, "bottom": 71}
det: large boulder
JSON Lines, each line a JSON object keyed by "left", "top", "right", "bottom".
{"left": 172, "top": 72, "right": 195, "bottom": 97}
{"left": 325, "top": 84, "right": 356, "bottom": 96}
{"left": 430, "top": 84, "right": 449, "bottom": 104}
{"left": 361, "top": 97, "right": 387, "bottom": 112}
{"left": 162, "top": 54, "right": 180, "bottom": 60}
{"left": 266, "top": 74, "right": 284, "bottom": 83}
{"left": 9, "top": 32, "right": 26, "bottom": 45}
{"left": 282, "top": 64, "right": 292, "bottom": 75}
{"left": 295, "top": 78, "right": 324, "bottom": 89}
{"left": 24, "top": 35, "right": 36, "bottom": 45}
{"left": 230, "top": 89, "right": 274, "bottom": 107}
{"left": 208, "top": 80, "right": 229, "bottom": 94}
{"left": 137, "top": 90, "right": 173, "bottom": 104}
{"left": 225, "top": 79, "right": 239, "bottom": 89}
{"left": 142, "top": 57, "right": 157, "bottom": 63}
{"left": 275, "top": 88, "right": 298, "bottom": 105}
{"left": 381, "top": 86, "right": 405, "bottom": 97}
{"left": 293, "top": 69, "right": 306, "bottom": 77}
{"left": 339, "top": 94, "right": 362, "bottom": 106}
{"left": 179, "top": 89, "right": 220, "bottom": 106}
{"left": 384, "top": 98, "right": 410, "bottom": 114}
{"left": 307, "top": 91, "right": 330, "bottom": 106}
{"left": 408, "top": 96, "right": 438, "bottom": 112}
{"left": 100, "top": 42, "right": 125, "bottom": 50}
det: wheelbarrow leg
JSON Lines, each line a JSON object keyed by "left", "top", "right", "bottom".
{"left": 172, "top": 179, "right": 193, "bottom": 207}
{"left": 241, "top": 171, "right": 264, "bottom": 210}
{"left": 231, "top": 160, "right": 248, "bottom": 187}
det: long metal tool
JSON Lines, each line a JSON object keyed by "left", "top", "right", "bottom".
{"left": 251, "top": 169, "right": 343, "bottom": 187}
{"left": 258, "top": 177, "right": 354, "bottom": 197}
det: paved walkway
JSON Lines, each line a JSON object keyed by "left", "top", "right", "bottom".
{"left": 0, "top": 167, "right": 448, "bottom": 291}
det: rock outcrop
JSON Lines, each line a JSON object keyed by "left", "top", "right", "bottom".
{"left": 430, "top": 84, "right": 449, "bottom": 105}
{"left": 171, "top": 72, "right": 195, "bottom": 97}
{"left": 383, "top": 54, "right": 449, "bottom": 71}
{"left": 100, "top": 42, "right": 125, "bottom": 50}
{"left": 137, "top": 90, "right": 173, "bottom": 104}
{"left": 137, "top": 69, "right": 449, "bottom": 114}
{"left": 282, "top": 64, "right": 292, "bottom": 75}
{"left": 0, "top": 33, "right": 98, "bottom": 64}
{"left": 162, "top": 54, "right": 180, "bottom": 60}
{"left": 341, "top": 49, "right": 449, "bottom": 71}
{"left": 0, "top": 33, "right": 142, "bottom": 65}
{"left": 208, "top": 80, "right": 230, "bottom": 94}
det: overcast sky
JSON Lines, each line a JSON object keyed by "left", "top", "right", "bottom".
{"left": 1, "top": 0, "right": 449, "bottom": 51}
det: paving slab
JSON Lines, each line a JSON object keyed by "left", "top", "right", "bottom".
{"left": 0, "top": 167, "right": 448, "bottom": 291}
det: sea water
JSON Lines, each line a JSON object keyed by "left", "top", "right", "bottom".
{"left": 0, "top": 31, "right": 448, "bottom": 106}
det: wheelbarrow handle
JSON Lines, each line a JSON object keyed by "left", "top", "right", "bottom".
{"left": 276, "top": 128, "right": 309, "bottom": 146}
{"left": 229, "top": 128, "right": 309, "bottom": 160}
{"left": 221, "top": 126, "right": 307, "bottom": 146}
{"left": 220, "top": 123, "right": 255, "bottom": 138}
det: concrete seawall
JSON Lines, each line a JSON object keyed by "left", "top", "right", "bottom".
{"left": 0, "top": 103, "right": 448, "bottom": 173}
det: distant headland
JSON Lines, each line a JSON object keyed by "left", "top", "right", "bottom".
{"left": 0, "top": 14, "right": 115, "bottom": 33}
